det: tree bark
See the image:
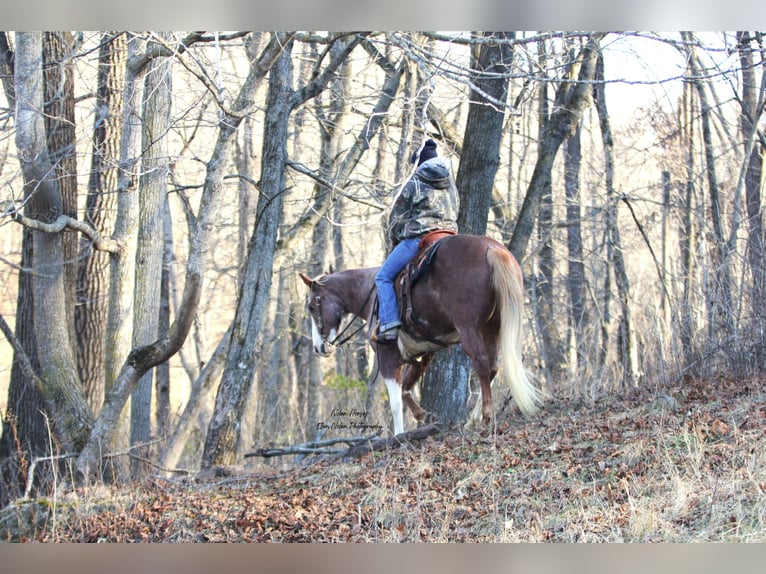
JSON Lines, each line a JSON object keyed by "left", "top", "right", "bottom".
{"left": 0, "top": 32, "right": 50, "bottom": 469}
{"left": 42, "top": 32, "right": 78, "bottom": 354}
{"left": 678, "top": 70, "right": 698, "bottom": 368}
{"left": 130, "top": 32, "right": 173, "bottom": 477}
{"left": 76, "top": 32, "right": 126, "bottom": 411}
{"left": 565, "top": 123, "right": 587, "bottom": 372}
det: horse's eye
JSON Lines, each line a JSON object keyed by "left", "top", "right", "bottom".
{"left": 308, "top": 304, "right": 315, "bottom": 312}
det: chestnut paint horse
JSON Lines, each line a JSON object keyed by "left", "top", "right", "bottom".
{"left": 299, "top": 234, "right": 542, "bottom": 435}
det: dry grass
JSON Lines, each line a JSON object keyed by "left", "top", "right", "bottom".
{"left": 2, "top": 376, "right": 766, "bottom": 542}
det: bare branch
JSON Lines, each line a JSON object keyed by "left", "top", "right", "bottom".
{"left": 9, "top": 211, "right": 122, "bottom": 253}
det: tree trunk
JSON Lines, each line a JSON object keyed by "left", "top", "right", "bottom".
{"left": 678, "top": 71, "right": 698, "bottom": 369}
{"left": 565, "top": 123, "right": 587, "bottom": 372}
{"left": 202, "top": 41, "right": 294, "bottom": 469}
{"left": 155, "top": 197, "right": 173, "bottom": 440}
{"left": 105, "top": 33, "right": 146, "bottom": 402}
{"left": 535, "top": 39, "right": 566, "bottom": 386}
{"left": 42, "top": 32, "right": 78, "bottom": 354}
{"left": 683, "top": 32, "right": 734, "bottom": 340}
{"left": 660, "top": 171, "right": 673, "bottom": 347}
{"left": 421, "top": 32, "right": 514, "bottom": 425}
{"left": 593, "top": 50, "right": 640, "bottom": 387}
{"left": 736, "top": 32, "right": 766, "bottom": 336}
{"left": 14, "top": 32, "right": 93, "bottom": 451}
{"left": 0, "top": 32, "right": 49, "bottom": 471}
{"left": 76, "top": 32, "right": 126, "bottom": 411}
{"left": 130, "top": 32, "right": 172, "bottom": 477}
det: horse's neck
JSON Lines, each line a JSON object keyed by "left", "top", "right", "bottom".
{"left": 335, "top": 268, "right": 378, "bottom": 319}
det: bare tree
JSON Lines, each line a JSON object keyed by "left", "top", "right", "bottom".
{"left": 202, "top": 33, "right": 371, "bottom": 468}
{"left": 129, "top": 31, "right": 173, "bottom": 477}
{"left": 593, "top": 50, "right": 640, "bottom": 387}
{"left": 682, "top": 31, "right": 735, "bottom": 340}
{"left": 421, "top": 31, "right": 515, "bottom": 424}
{"left": 77, "top": 32, "right": 292, "bottom": 478}
{"left": 508, "top": 34, "right": 602, "bottom": 261}
{"left": 736, "top": 32, "right": 766, "bottom": 335}
{"left": 201, "top": 40, "right": 298, "bottom": 468}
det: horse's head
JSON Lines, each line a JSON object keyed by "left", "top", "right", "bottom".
{"left": 299, "top": 272, "right": 345, "bottom": 356}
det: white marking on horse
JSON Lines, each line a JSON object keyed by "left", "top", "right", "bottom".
{"left": 310, "top": 317, "right": 324, "bottom": 354}
{"left": 384, "top": 377, "right": 404, "bottom": 436}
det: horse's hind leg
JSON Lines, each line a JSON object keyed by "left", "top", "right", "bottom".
{"left": 460, "top": 329, "right": 499, "bottom": 428}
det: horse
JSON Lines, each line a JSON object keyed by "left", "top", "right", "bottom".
{"left": 299, "top": 233, "right": 542, "bottom": 436}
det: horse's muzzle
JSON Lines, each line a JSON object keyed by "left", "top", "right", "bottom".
{"left": 313, "top": 341, "right": 333, "bottom": 356}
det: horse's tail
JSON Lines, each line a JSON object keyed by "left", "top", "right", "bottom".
{"left": 487, "top": 244, "right": 543, "bottom": 416}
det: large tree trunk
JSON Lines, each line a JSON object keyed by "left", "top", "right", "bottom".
{"left": 130, "top": 34, "right": 172, "bottom": 477}
{"left": 76, "top": 32, "right": 126, "bottom": 411}
{"left": 42, "top": 32, "right": 78, "bottom": 353}
{"left": 0, "top": 32, "right": 49, "bottom": 475}
{"left": 105, "top": 33, "right": 146, "bottom": 404}
{"left": 14, "top": 32, "right": 93, "bottom": 451}
{"left": 421, "top": 32, "right": 514, "bottom": 425}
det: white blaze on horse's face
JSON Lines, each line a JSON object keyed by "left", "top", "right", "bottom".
{"left": 310, "top": 316, "right": 333, "bottom": 356}
{"left": 309, "top": 316, "right": 324, "bottom": 354}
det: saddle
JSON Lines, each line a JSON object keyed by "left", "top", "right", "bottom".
{"left": 395, "top": 229, "right": 456, "bottom": 346}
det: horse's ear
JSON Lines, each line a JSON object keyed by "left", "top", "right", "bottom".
{"left": 299, "top": 272, "right": 313, "bottom": 288}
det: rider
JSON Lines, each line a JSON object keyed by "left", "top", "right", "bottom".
{"left": 374, "top": 138, "right": 460, "bottom": 342}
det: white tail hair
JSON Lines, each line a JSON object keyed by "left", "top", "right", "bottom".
{"left": 487, "top": 246, "right": 543, "bottom": 416}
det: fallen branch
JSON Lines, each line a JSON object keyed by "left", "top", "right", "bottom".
{"left": 244, "top": 423, "right": 448, "bottom": 461}
{"left": 245, "top": 432, "right": 383, "bottom": 459}
{"left": 339, "top": 423, "right": 446, "bottom": 459}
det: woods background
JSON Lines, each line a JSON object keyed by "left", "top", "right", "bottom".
{"left": 0, "top": 31, "right": 764, "bottom": 501}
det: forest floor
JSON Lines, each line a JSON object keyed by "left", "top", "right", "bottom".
{"left": 2, "top": 376, "right": 766, "bottom": 542}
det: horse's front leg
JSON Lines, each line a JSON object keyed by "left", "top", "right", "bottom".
{"left": 376, "top": 346, "right": 406, "bottom": 436}
{"left": 400, "top": 355, "right": 433, "bottom": 425}
{"left": 384, "top": 377, "right": 404, "bottom": 436}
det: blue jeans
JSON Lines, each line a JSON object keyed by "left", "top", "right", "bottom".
{"left": 375, "top": 238, "right": 420, "bottom": 331}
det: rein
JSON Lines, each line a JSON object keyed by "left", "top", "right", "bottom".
{"left": 324, "top": 282, "right": 377, "bottom": 348}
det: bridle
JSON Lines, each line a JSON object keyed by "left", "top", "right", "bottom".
{"left": 311, "top": 283, "right": 376, "bottom": 348}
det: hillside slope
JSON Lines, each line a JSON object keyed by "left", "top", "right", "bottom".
{"left": 3, "top": 377, "right": 765, "bottom": 542}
